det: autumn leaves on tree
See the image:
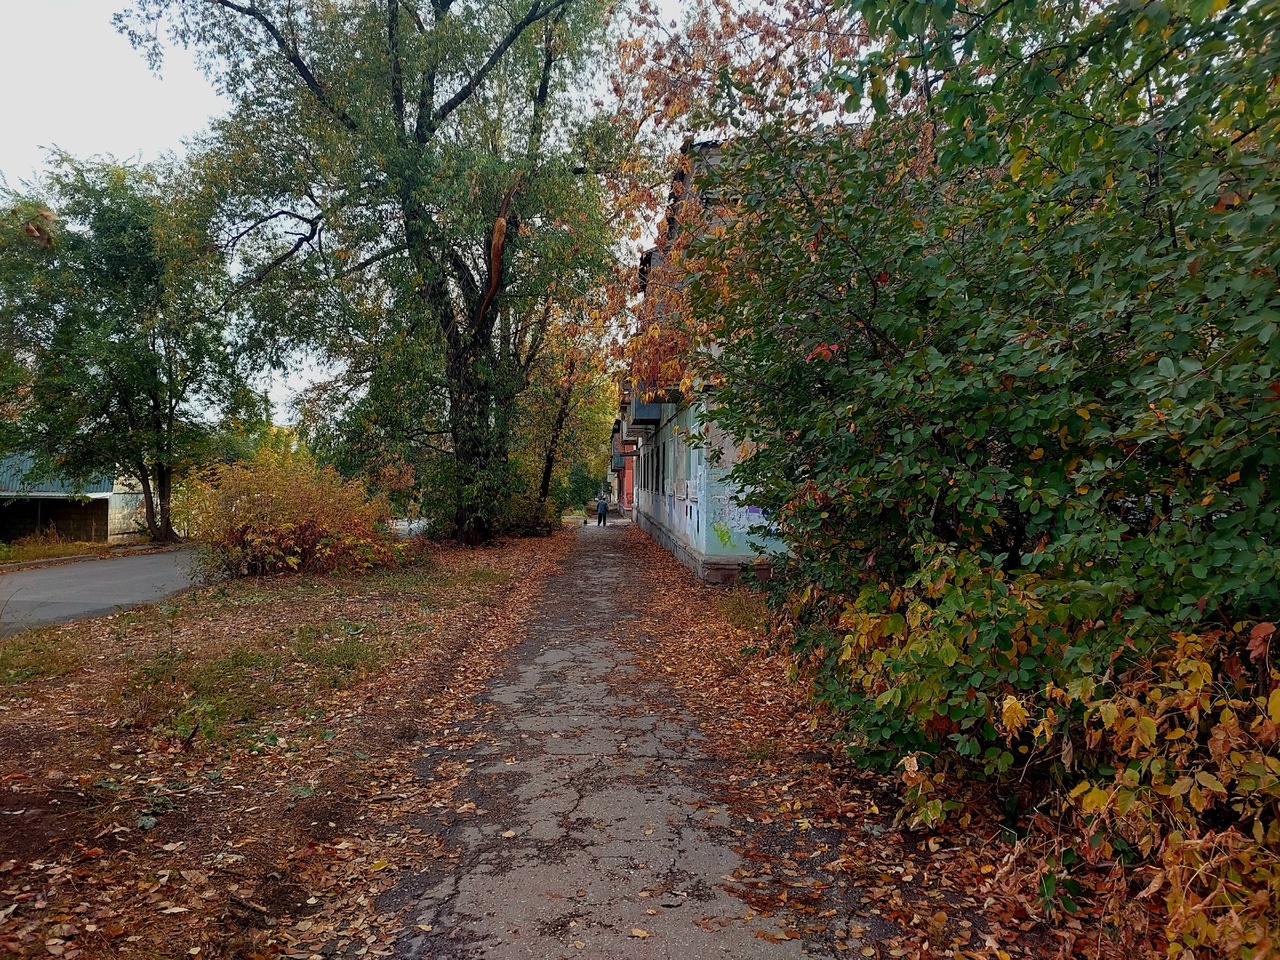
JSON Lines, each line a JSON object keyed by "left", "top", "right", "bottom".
{"left": 616, "top": 0, "right": 1280, "bottom": 955}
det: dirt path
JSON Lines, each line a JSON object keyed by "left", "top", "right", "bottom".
{"left": 389, "top": 523, "right": 827, "bottom": 959}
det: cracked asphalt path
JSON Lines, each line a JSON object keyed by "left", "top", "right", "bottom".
{"left": 393, "top": 522, "right": 819, "bottom": 959}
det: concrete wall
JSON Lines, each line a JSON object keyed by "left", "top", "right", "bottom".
{"left": 631, "top": 399, "right": 777, "bottom": 583}
{"left": 108, "top": 492, "right": 146, "bottom": 538}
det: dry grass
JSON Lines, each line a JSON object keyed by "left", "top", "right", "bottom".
{"left": 718, "top": 584, "right": 771, "bottom": 641}
{"left": 0, "top": 538, "right": 111, "bottom": 564}
{"left": 0, "top": 533, "right": 569, "bottom": 959}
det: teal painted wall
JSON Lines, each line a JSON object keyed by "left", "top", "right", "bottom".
{"left": 632, "top": 399, "right": 779, "bottom": 577}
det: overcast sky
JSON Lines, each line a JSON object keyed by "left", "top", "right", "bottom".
{"left": 0, "top": 4, "right": 326, "bottom": 412}
{"left": 0, "top": 2, "right": 227, "bottom": 188}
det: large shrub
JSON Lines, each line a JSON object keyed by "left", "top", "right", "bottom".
{"left": 179, "top": 450, "right": 400, "bottom": 577}
{"left": 680, "top": 0, "right": 1280, "bottom": 953}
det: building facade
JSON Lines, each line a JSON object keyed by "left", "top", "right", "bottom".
{"left": 619, "top": 393, "right": 774, "bottom": 583}
{"left": 618, "top": 139, "right": 777, "bottom": 582}
{"left": 0, "top": 455, "right": 145, "bottom": 543}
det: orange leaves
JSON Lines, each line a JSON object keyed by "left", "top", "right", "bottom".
{"left": 21, "top": 209, "right": 55, "bottom": 249}
{"left": 1247, "top": 622, "right": 1274, "bottom": 663}
{"left": 179, "top": 449, "right": 400, "bottom": 578}
{"left": 805, "top": 343, "right": 841, "bottom": 363}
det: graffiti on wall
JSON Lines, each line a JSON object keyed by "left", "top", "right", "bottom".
{"left": 709, "top": 494, "right": 763, "bottom": 534}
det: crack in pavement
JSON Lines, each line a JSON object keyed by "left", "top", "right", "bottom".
{"left": 389, "top": 524, "right": 828, "bottom": 959}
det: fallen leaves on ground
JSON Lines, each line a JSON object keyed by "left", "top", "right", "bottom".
{"left": 0, "top": 532, "right": 570, "bottom": 958}
{"left": 3, "top": 524, "right": 1141, "bottom": 958}
{"left": 606, "top": 525, "right": 1127, "bottom": 959}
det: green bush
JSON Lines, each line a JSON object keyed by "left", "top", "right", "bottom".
{"left": 675, "top": 0, "right": 1280, "bottom": 952}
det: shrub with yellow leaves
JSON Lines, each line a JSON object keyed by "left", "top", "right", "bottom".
{"left": 178, "top": 449, "right": 402, "bottom": 578}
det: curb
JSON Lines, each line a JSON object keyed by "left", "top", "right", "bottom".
{"left": 0, "top": 544, "right": 185, "bottom": 576}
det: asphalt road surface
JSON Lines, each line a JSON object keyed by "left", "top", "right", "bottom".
{"left": 0, "top": 550, "right": 195, "bottom": 634}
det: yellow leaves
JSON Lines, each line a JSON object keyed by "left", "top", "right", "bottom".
{"left": 1195, "top": 771, "right": 1226, "bottom": 794}
{"left": 1001, "top": 696, "right": 1029, "bottom": 735}
{"left": 1268, "top": 688, "right": 1280, "bottom": 724}
{"left": 1009, "top": 148, "right": 1030, "bottom": 179}
{"left": 629, "top": 928, "right": 651, "bottom": 939}
{"left": 1029, "top": 447, "right": 1045, "bottom": 460}
{"left": 1136, "top": 716, "right": 1158, "bottom": 748}
{"left": 1078, "top": 785, "right": 1110, "bottom": 814}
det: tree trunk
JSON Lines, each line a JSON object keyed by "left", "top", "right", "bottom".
{"left": 137, "top": 467, "right": 160, "bottom": 541}
{"left": 448, "top": 347, "right": 502, "bottom": 545}
{"left": 156, "top": 464, "right": 175, "bottom": 542}
{"left": 535, "top": 361, "right": 577, "bottom": 524}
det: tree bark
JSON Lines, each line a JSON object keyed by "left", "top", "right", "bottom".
{"left": 137, "top": 467, "right": 159, "bottom": 541}
{"left": 535, "top": 359, "right": 577, "bottom": 523}
{"left": 156, "top": 464, "right": 175, "bottom": 542}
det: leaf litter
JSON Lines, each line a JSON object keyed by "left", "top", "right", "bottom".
{"left": 606, "top": 525, "right": 1119, "bottom": 959}
{"left": 2, "top": 523, "right": 1128, "bottom": 958}
{"left": 0, "top": 533, "right": 569, "bottom": 959}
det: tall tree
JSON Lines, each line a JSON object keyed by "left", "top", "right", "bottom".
{"left": 0, "top": 154, "right": 255, "bottom": 540}
{"left": 121, "top": 0, "right": 617, "bottom": 543}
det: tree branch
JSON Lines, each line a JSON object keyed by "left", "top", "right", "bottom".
{"left": 226, "top": 208, "right": 320, "bottom": 250}
{"left": 527, "top": 10, "right": 566, "bottom": 162}
{"left": 225, "top": 213, "right": 323, "bottom": 303}
{"left": 388, "top": 0, "right": 407, "bottom": 139}
{"left": 211, "top": 0, "right": 361, "bottom": 133}
{"left": 423, "top": 0, "right": 569, "bottom": 137}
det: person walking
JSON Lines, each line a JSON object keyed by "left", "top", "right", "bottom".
{"left": 596, "top": 495, "right": 609, "bottom": 527}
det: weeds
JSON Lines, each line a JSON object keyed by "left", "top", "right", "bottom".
{"left": 5, "top": 558, "right": 514, "bottom": 748}
{"left": 0, "top": 632, "right": 79, "bottom": 684}
{"left": 719, "top": 586, "right": 770, "bottom": 639}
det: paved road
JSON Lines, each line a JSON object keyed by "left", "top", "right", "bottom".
{"left": 0, "top": 550, "right": 195, "bottom": 633}
{"left": 391, "top": 523, "right": 826, "bottom": 959}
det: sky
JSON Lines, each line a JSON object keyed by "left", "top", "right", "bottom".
{"left": 0, "top": 4, "right": 327, "bottom": 412}
{"left": 0, "top": 2, "right": 227, "bottom": 188}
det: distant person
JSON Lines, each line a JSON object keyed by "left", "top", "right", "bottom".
{"left": 596, "top": 496, "right": 608, "bottom": 526}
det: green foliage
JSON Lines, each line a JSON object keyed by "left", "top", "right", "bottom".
{"left": 564, "top": 461, "right": 606, "bottom": 512}
{"left": 121, "top": 0, "right": 620, "bottom": 543}
{"left": 178, "top": 447, "right": 401, "bottom": 578}
{"left": 690, "top": 0, "right": 1280, "bottom": 951}
{"left": 0, "top": 634, "right": 80, "bottom": 685}
{"left": 0, "top": 154, "right": 259, "bottom": 540}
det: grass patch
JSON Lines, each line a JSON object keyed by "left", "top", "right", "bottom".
{"left": 742, "top": 739, "right": 782, "bottom": 762}
{"left": 5, "top": 554, "right": 518, "bottom": 745}
{"left": 111, "top": 561, "right": 510, "bottom": 744}
{"left": 293, "top": 619, "right": 382, "bottom": 687}
{"left": 0, "top": 633, "right": 79, "bottom": 684}
{"left": 719, "top": 586, "right": 770, "bottom": 639}
{"left": 446, "top": 566, "right": 511, "bottom": 589}
{"left": 0, "top": 539, "right": 111, "bottom": 564}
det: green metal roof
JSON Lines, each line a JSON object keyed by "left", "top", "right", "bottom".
{"left": 0, "top": 454, "right": 113, "bottom": 499}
